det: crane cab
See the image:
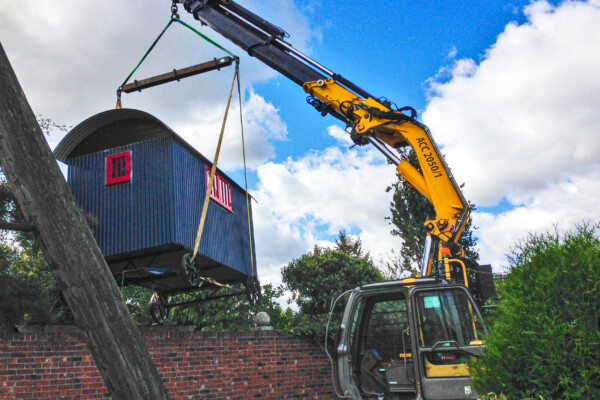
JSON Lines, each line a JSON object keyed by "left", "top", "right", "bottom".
{"left": 335, "top": 278, "right": 486, "bottom": 400}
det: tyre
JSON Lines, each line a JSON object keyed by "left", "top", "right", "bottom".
{"left": 180, "top": 253, "right": 202, "bottom": 288}
{"left": 149, "top": 294, "right": 170, "bottom": 324}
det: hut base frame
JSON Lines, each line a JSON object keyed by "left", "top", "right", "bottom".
{"left": 108, "top": 244, "right": 249, "bottom": 293}
{"left": 107, "top": 247, "right": 260, "bottom": 324}
{"left": 148, "top": 275, "right": 260, "bottom": 324}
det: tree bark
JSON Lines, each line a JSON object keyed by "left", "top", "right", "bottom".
{"left": 0, "top": 43, "right": 170, "bottom": 399}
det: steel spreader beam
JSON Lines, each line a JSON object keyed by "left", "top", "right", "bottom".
{"left": 122, "top": 56, "right": 237, "bottom": 93}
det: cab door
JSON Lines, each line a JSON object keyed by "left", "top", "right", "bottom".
{"left": 412, "top": 287, "right": 486, "bottom": 399}
{"left": 336, "top": 290, "right": 363, "bottom": 399}
{"left": 337, "top": 291, "right": 420, "bottom": 399}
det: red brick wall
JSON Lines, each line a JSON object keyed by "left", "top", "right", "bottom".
{"left": 0, "top": 328, "right": 337, "bottom": 399}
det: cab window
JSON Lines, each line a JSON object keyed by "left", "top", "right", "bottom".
{"left": 416, "top": 288, "right": 484, "bottom": 348}
{"left": 363, "top": 297, "right": 411, "bottom": 360}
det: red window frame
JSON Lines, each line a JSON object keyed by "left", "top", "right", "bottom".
{"left": 106, "top": 151, "right": 131, "bottom": 186}
{"left": 205, "top": 165, "right": 233, "bottom": 212}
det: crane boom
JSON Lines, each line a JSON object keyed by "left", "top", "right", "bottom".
{"left": 177, "top": 0, "right": 469, "bottom": 256}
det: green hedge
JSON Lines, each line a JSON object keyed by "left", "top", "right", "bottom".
{"left": 471, "top": 225, "right": 600, "bottom": 399}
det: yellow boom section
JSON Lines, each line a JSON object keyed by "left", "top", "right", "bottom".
{"left": 304, "top": 79, "right": 469, "bottom": 249}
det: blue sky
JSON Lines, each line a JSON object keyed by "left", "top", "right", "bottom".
{"left": 240, "top": 0, "right": 563, "bottom": 207}
{"left": 1, "top": 0, "right": 599, "bottom": 287}
{"left": 253, "top": 1, "right": 530, "bottom": 159}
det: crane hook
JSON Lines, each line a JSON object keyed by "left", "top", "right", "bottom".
{"left": 171, "top": 1, "right": 180, "bottom": 20}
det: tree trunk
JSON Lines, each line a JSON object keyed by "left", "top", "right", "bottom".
{"left": 0, "top": 43, "right": 170, "bottom": 399}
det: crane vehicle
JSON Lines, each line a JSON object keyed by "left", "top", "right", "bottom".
{"left": 174, "top": 1, "right": 496, "bottom": 398}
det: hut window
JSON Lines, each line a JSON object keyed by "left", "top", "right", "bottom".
{"left": 106, "top": 151, "right": 131, "bottom": 185}
{"left": 205, "top": 165, "right": 233, "bottom": 212}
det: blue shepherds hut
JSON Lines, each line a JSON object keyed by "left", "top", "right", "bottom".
{"left": 54, "top": 108, "right": 257, "bottom": 304}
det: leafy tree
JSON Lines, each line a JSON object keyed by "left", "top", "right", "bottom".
{"left": 387, "top": 148, "right": 479, "bottom": 277}
{"left": 281, "top": 232, "right": 384, "bottom": 340}
{"left": 471, "top": 224, "right": 600, "bottom": 399}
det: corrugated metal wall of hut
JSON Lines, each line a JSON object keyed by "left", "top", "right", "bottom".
{"left": 67, "top": 137, "right": 255, "bottom": 277}
{"left": 171, "top": 139, "right": 255, "bottom": 276}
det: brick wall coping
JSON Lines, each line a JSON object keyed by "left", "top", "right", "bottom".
{"left": 12, "top": 324, "right": 198, "bottom": 334}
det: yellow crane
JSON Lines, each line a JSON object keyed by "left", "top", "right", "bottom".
{"left": 174, "top": 1, "right": 496, "bottom": 398}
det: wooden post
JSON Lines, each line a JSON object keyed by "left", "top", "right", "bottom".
{"left": 0, "top": 44, "right": 170, "bottom": 399}
{"left": 0, "top": 221, "right": 35, "bottom": 232}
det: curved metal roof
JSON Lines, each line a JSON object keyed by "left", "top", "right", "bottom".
{"left": 54, "top": 108, "right": 178, "bottom": 161}
{"left": 53, "top": 108, "right": 250, "bottom": 194}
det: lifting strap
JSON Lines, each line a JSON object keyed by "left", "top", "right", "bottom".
{"left": 191, "top": 62, "right": 256, "bottom": 282}
{"left": 116, "top": 18, "right": 175, "bottom": 109}
{"left": 191, "top": 63, "right": 238, "bottom": 261}
{"left": 237, "top": 68, "right": 256, "bottom": 279}
{"left": 116, "top": 16, "right": 236, "bottom": 109}
{"left": 174, "top": 18, "right": 235, "bottom": 58}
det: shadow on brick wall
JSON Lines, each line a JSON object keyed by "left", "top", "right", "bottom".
{"left": 0, "top": 325, "right": 337, "bottom": 399}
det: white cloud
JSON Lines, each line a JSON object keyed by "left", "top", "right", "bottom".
{"left": 171, "top": 88, "right": 287, "bottom": 170}
{"left": 446, "top": 46, "right": 458, "bottom": 60}
{"left": 327, "top": 125, "right": 353, "bottom": 146}
{"left": 0, "top": 0, "right": 317, "bottom": 142}
{"left": 474, "top": 167, "right": 600, "bottom": 271}
{"left": 251, "top": 133, "right": 403, "bottom": 286}
{"left": 422, "top": 0, "right": 600, "bottom": 268}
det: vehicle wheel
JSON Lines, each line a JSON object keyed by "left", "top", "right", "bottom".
{"left": 149, "top": 294, "right": 170, "bottom": 324}
{"left": 180, "top": 253, "right": 202, "bottom": 288}
{"left": 245, "top": 276, "right": 261, "bottom": 306}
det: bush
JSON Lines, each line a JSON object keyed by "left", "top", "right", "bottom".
{"left": 0, "top": 273, "right": 53, "bottom": 329}
{"left": 479, "top": 394, "right": 546, "bottom": 400}
{"left": 471, "top": 225, "right": 600, "bottom": 399}
{"left": 282, "top": 232, "right": 383, "bottom": 342}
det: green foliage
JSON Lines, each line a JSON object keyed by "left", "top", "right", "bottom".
{"left": 0, "top": 115, "right": 73, "bottom": 329}
{"left": 283, "top": 232, "right": 383, "bottom": 315}
{"left": 170, "top": 283, "right": 290, "bottom": 331}
{"left": 36, "top": 114, "right": 70, "bottom": 136}
{"left": 386, "top": 148, "right": 479, "bottom": 277}
{"left": 0, "top": 180, "right": 72, "bottom": 329}
{"left": 479, "top": 394, "right": 546, "bottom": 400}
{"left": 120, "top": 285, "right": 155, "bottom": 322}
{"left": 282, "top": 232, "right": 384, "bottom": 341}
{"left": 471, "top": 225, "right": 600, "bottom": 399}
{"left": 122, "top": 282, "right": 293, "bottom": 331}
{"left": 170, "top": 286, "right": 256, "bottom": 330}
{"left": 0, "top": 244, "right": 53, "bottom": 329}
